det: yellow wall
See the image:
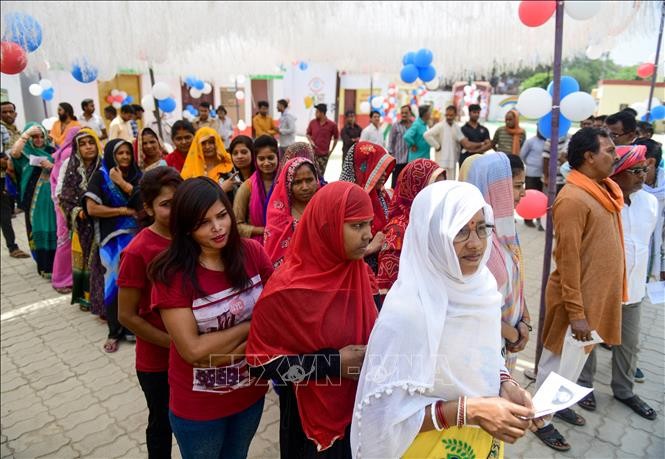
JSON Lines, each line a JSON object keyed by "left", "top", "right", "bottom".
{"left": 596, "top": 83, "right": 665, "bottom": 115}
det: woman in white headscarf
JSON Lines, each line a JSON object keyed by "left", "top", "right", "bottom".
{"left": 351, "top": 181, "right": 538, "bottom": 459}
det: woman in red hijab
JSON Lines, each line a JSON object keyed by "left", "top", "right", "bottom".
{"left": 247, "top": 181, "right": 378, "bottom": 458}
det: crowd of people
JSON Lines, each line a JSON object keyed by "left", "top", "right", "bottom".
{"left": 0, "top": 93, "right": 662, "bottom": 458}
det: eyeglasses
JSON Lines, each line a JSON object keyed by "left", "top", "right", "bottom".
{"left": 626, "top": 166, "right": 649, "bottom": 176}
{"left": 608, "top": 131, "right": 629, "bottom": 140}
{"left": 454, "top": 224, "right": 494, "bottom": 243}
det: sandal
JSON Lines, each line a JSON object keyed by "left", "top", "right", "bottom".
{"left": 534, "top": 424, "right": 571, "bottom": 452}
{"left": 9, "top": 249, "right": 30, "bottom": 259}
{"left": 103, "top": 338, "right": 120, "bottom": 353}
{"left": 614, "top": 395, "right": 657, "bottom": 420}
{"left": 577, "top": 392, "right": 596, "bottom": 411}
{"left": 78, "top": 303, "right": 91, "bottom": 312}
{"left": 554, "top": 407, "right": 586, "bottom": 426}
{"left": 55, "top": 287, "right": 72, "bottom": 294}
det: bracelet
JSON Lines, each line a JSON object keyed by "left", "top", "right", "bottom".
{"left": 520, "top": 320, "right": 533, "bottom": 332}
{"left": 430, "top": 402, "right": 442, "bottom": 431}
{"left": 456, "top": 396, "right": 467, "bottom": 428}
{"left": 435, "top": 400, "right": 450, "bottom": 430}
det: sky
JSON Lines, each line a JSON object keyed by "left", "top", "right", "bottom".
{"left": 610, "top": 28, "right": 662, "bottom": 66}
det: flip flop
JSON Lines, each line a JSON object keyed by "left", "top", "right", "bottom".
{"left": 9, "top": 249, "right": 30, "bottom": 258}
{"left": 615, "top": 395, "right": 657, "bottom": 420}
{"left": 103, "top": 339, "right": 119, "bottom": 353}
{"left": 577, "top": 392, "right": 596, "bottom": 411}
{"left": 554, "top": 407, "right": 586, "bottom": 426}
{"left": 534, "top": 424, "right": 571, "bottom": 452}
{"left": 55, "top": 287, "right": 72, "bottom": 294}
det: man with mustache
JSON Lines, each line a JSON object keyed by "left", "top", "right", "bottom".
{"left": 534, "top": 128, "right": 624, "bottom": 453}
{"left": 50, "top": 102, "right": 80, "bottom": 148}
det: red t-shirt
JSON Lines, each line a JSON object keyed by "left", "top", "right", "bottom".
{"left": 306, "top": 118, "right": 339, "bottom": 156}
{"left": 165, "top": 149, "right": 187, "bottom": 172}
{"left": 151, "top": 239, "right": 274, "bottom": 421}
{"left": 118, "top": 227, "right": 170, "bottom": 372}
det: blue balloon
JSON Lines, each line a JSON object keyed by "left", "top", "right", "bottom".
{"left": 418, "top": 65, "right": 436, "bottom": 82}
{"left": 193, "top": 79, "right": 205, "bottom": 90}
{"left": 41, "top": 87, "right": 54, "bottom": 101}
{"left": 71, "top": 59, "right": 98, "bottom": 83}
{"left": 4, "top": 13, "right": 42, "bottom": 52}
{"left": 125, "top": 95, "right": 133, "bottom": 104}
{"left": 401, "top": 64, "right": 419, "bottom": 84}
{"left": 651, "top": 105, "right": 665, "bottom": 120}
{"left": 158, "top": 97, "right": 177, "bottom": 113}
{"left": 185, "top": 75, "right": 197, "bottom": 86}
{"left": 402, "top": 52, "right": 416, "bottom": 66}
{"left": 187, "top": 106, "right": 198, "bottom": 116}
{"left": 210, "top": 109, "right": 217, "bottom": 118}
{"left": 186, "top": 104, "right": 194, "bottom": 110}
{"left": 538, "top": 111, "right": 572, "bottom": 140}
{"left": 414, "top": 48, "right": 433, "bottom": 68}
{"left": 299, "top": 61, "right": 309, "bottom": 71}
{"left": 547, "top": 76, "right": 580, "bottom": 99}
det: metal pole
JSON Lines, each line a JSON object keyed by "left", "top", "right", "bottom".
{"left": 148, "top": 67, "right": 164, "bottom": 140}
{"left": 535, "top": 0, "right": 565, "bottom": 369}
{"left": 645, "top": 0, "right": 665, "bottom": 122}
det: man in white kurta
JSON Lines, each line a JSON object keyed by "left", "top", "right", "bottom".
{"left": 424, "top": 106, "right": 466, "bottom": 180}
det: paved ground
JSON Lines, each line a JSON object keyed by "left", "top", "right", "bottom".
{"left": 1, "top": 144, "right": 664, "bottom": 458}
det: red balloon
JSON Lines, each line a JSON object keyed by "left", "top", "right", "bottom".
{"left": 0, "top": 41, "right": 28, "bottom": 75}
{"left": 106, "top": 95, "right": 114, "bottom": 103}
{"left": 516, "top": 189, "right": 548, "bottom": 219}
{"left": 113, "top": 95, "right": 124, "bottom": 102}
{"left": 518, "top": 0, "right": 556, "bottom": 27}
{"left": 637, "top": 63, "right": 655, "bottom": 79}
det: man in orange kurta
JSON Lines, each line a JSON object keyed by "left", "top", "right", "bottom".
{"left": 534, "top": 128, "right": 624, "bottom": 453}
{"left": 49, "top": 102, "right": 80, "bottom": 148}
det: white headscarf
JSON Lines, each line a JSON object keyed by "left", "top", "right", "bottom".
{"left": 351, "top": 181, "right": 504, "bottom": 459}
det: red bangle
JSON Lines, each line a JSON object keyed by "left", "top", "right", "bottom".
{"left": 435, "top": 400, "right": 449, "bottom": 430}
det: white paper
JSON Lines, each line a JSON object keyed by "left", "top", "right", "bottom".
{"left": 563, "top": 329, "right": 604, "bottom": 348}
{"left": 532, "top": 372, "right": 593, "bottom": 418}
{"left": 646, "top": 281, "right": 665, "bottom": 304}
{"left": 558, "top": 326, "right": 602, "bottom": 381}
{"left": 29, "top": 155, "right": 44, "bottom": 166}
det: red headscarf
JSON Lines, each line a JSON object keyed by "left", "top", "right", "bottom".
{"left": 339, "top": 141, "right": 396, "bottom": 234}
{"left": 263, "top": 157, "right": 320, "bottom": 268}
{"left": 247, "top": 181, "right": 378, "bottom": 451}
{"left": 612, "top": 144, "right": 647, "bottom": 176}
{"left": 377, "top": 159, "right": 444, "bottom": 291}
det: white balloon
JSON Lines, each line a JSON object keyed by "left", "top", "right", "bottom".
{"left": 629, "top": 102, "right": 648, "bottom": 118}
{"left": 97, "top": 67, "right": 117, "bottom": 82}
{"left": 235, "top": 90, "right": 245, "bottom": 100}
{"left": 516, "top": 87, "right": 552, "bottom": 119}
{"left": 202, "top": 82, "right": 212, "bottom": 95}
{"left": 119, "top": 91, "right": 128, "bottom": 99}
{"left": 560, "top": 91, "right": 596, "bottom": 121}
{"left": 236, "top": 75, "right": 246, "bottom": 85}
{"left": 371, "top": 97, "right": 384, "bottom": 109}
{"left": 141, "top": 95, "right": 156, "bottom": 112}
{"left": 112, "top": 101, "right": 122, "bottom": 109}
{"left": 585, "top": 45, "right": 604, "bottom": 60}
{"left": 29, "top": 84, "right": 44, "bottom": 96}
{"left": 190, "top": 88, "right": 202, "bottom": 98}
{"left": 643, "top": 97, "right": 661, "bottom": 108}
{"left": 237, "top": 119, "right": 247, "bottom": 131}
{"left": 152, "top": 82, "right": 171, "bottom": 100}
{"left": 42, "top": 117, "right": 57, "bottom": 130}
{"left": 564, "top": 1, "right": 602, "bottom": 20}
{"left": 111, "top": 89, "right": 120, "bottom": 97}
{"left": 182, "top": 110, "right": 194, "bottom": 121}
{"left": 359, "top": 101, "right": 371, "bottom": 114}
{"left": 38, "top": 79, "right": 52, "bottom": 90}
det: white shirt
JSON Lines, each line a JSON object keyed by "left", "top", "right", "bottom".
{"left": 278, "top": 109, "right": 297, "bottom": 148}
{"left": 360, "top": 123, "right": 384, "bottom": 146}
{"left": 80, "top": 114, "right": 104, "bottom": 138}
{"left": 423, "top": 121, "right": 465, "bottom": 171}
{"left": 622, "top": 190, "right": 659, "bottom": 304}
{"left": 219, "top": 116, "right": 234, "bottom": 148}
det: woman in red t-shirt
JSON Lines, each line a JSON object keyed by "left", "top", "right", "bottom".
{"left": 118, "top": 166, "right": 183, "bottom": 458}
{"left": 149, "top": 177, "right": 273, "bottom": 459}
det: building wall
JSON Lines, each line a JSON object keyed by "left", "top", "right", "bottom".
{"left": 596, "top": 81, "right": 665, "bottom": 115}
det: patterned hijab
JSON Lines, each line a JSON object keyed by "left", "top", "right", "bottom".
{"left": 135, "top": 127, "right": 167, "bottom": 170}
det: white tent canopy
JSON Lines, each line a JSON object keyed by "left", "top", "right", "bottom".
{"left": 2, "top": 1, "right": 659, "bottom": 80}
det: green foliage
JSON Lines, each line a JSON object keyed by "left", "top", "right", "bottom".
{"left": 519, "top": 72, "right": 550, "bottom": 92}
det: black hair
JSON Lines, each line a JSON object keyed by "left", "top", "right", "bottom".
{"left": 400, "top": 105, "right": 414, "bottom": 116}
{"left": 59, "top": 102, "right": 77, "bottom": 121}
{"left": 217, "top": 105, "right": 227, "bottom": 115}
{"left": 149, "top": 177, "right": 250, "bottom": 293}
{"left": 595, "top": 115, "right": 607, "bottom": 122}
{"left": 291, "top": 161, "right": 319, "bottom": 187}
{"left": 621, "top": 107, "right": 638, "bottom": 118}
{"left": 418, "top": 105, "right": 430, "bottom": 118}
{"left": 468, "top": 104, "right": 481, "bottom": 112}
{"left": 254, "top": 135, "right": 279, "bottom": 155}
{"left": 199, "top": 101, "right": 211, "bottom": 109}
{"left": 345, "top": 110, "right": 355, "bottom": 117}
{"left": 277, "top": 99, "right": 288, "bottom": 108}
{"left": 120, "top": 104, "right": 135, "bottom": 114}
{"left": 229, "top": 135, "right": 256, "bottom": 176}
{"left": 370, "top": 110, "right": 381, "bottom": 118}
{"left": 139, "top": 167, "right": 184, "bottom": 227}
{"left": 635, "top": 138, "right": 662, "bottom": 167}
{"left": 445, "top": 105, "right": 457, "bottom": 113}
{"left": 258, "top": 101, "right": 269, "bottom": 109}
{"left": 81, "top": 99, "right": 93, "bottom": 111}
{"left": 637, "top": 121, "right": 654, "bottom": 137}
{"left": 606, "top": 111, "right": 637, "bottom": 133}
{"left": 172, "top": 119, "right": 195, "bottom": 136}
{"left": 315, "top": 103, "right": 327, "bottom": 114}
{"left": 0, "top": 101, "right": 16, "bottom": 110}
{"left": 104, "top": 106, "right": 117, "bottom": 116}
{"left": 568, "top": 127, "right": 610, "bottom": 169}
{"left": 132, "top": 104, "right": 144, "bottom": 113}
{"left": 506, "top": 153, "right": 525, "bottom": 177}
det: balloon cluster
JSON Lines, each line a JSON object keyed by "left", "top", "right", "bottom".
{"left": 28, "top": 79, "right": 54, "bottom": 101}
{"left": 105, "top": 89, "right": 133, "bottom": 109}
{"left": 401, "top": 49, "right": 436, "bottom": 84}
{"left": 643, "top": 105, "right": 665, "bottom": 122}
{"left": 0, "top": 12, "right": 42, "bottom": 75}
{"left": 185, "top": 75, "right": 212, "bottom": 99}
{"left": 182, "top": 104, "right": 199, "bottom": 122}
{"left": 71, "top": 57, "right": 98, "bottom": 83}
{"left": 517, "top": 76, "right": 596, "bottom": 139}
{"left": 518, "top": 0, "right": 602, "bottom": 27}
{"left": 409, "top": 85, "right": 428, "bottom": 106}
{"left": 151, "top": 82, "right": 177, "bottom": 113}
